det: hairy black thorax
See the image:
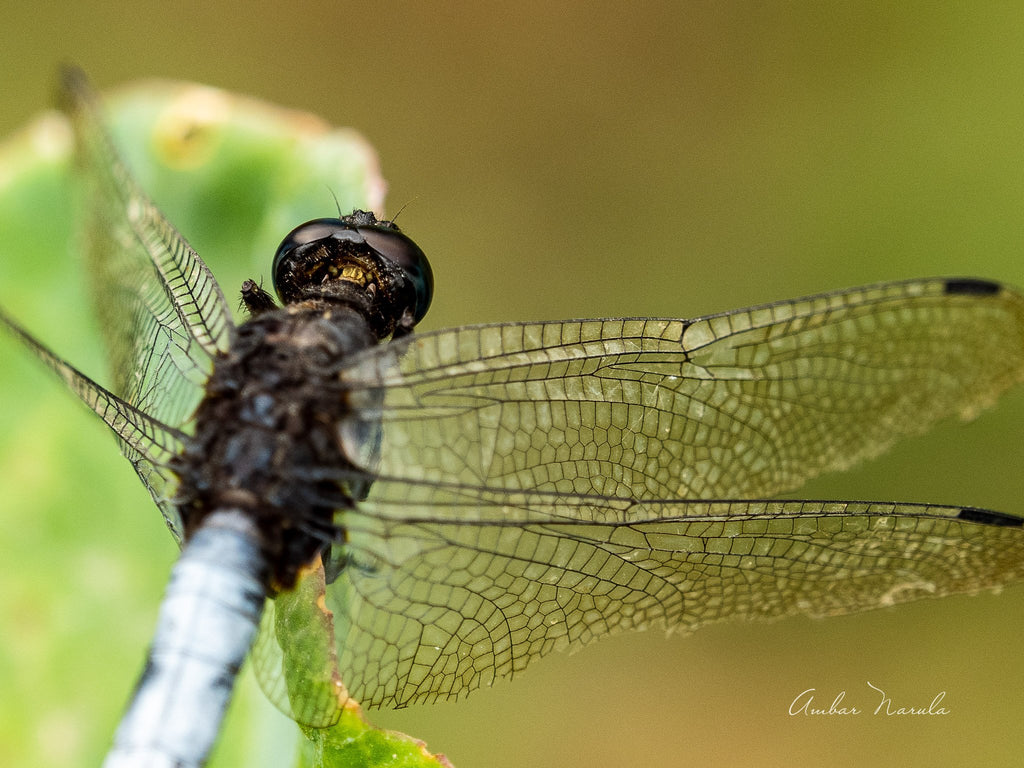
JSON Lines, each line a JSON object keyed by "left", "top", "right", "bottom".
{"left": 173, "top": 304, "right": 374, "bottom": 590}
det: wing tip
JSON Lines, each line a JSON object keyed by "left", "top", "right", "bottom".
{"left": 957, "top": 506, "right": 1023, "bottom": 528}
{"left": 943, "top": 278, "right": 1002, "bottom": 296}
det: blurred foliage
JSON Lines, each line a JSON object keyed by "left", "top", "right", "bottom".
{"left": 0, "top": 78, "right": 444, "bottom": 768}
{"left": 3, "top": 5, "right": 1024, "bottom": 768}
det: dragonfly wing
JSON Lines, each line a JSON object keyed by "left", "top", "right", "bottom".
{"left": 60, "top": 67, "right": 234, "bottom": 430}
{"left": 0, "top": 307, "right": 189, "bottom": 538}
{"left": 298, "top": 485, "right": 1024, "bottom": 708}
{"left": 0, "top": 69, "right": 237, "bottom": 542}
{"left": 339, "top": 278, "right": 1024, "bottom": 499}
{"left": 278, "top": 276, "right": 1024, "bottom": 711}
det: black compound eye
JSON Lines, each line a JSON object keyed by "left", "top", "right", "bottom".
{"left": 271, "top": 216, "right": 434, "bottom": 326}
{"left": 272, "top": 218, "right": 359, "bottom": 293}
{"left": 357, "top": 226, "right": 434, "bottom": 324}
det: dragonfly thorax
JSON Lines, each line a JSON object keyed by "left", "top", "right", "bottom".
{"left": 172, "top": 306, "right": 375, "bottom": 590}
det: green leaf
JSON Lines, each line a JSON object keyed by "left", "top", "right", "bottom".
{"left": 297, "top": 703, "right": 454, "bottom": 768}
{"left": 0, "top": 78, "right": 445, "bottom": 768}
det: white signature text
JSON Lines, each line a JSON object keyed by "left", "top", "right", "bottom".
{"left": 788, "top": 682, "right": 949, "bottom": 717}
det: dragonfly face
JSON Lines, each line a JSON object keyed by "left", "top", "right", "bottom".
{"left": 2, "top": 68, "right": 1024, "bottom": 765}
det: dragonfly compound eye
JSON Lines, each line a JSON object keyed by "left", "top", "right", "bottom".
{"left": 271, "top": 213, "right": 433, "bottom": 326}
{"left": 356, "top": 225, "right": 433, "bottom": 324}
{"left": 272, "top": 218, "right": 360, "bottom": 302}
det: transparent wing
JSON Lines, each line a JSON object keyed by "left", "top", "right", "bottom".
{"left": 61, "top": 66, "right": 234, "bottom": 432}
{"left": 0, "top": 70, "right": 241, "bottom": 540}
{"left": 253, "top": 277, "right": 1024, "bottom": 720}
{"left": 339, "top": 278, "right": 1024, "bottom": 500}
{"left": 0, "top": 307, "right": 189, "bottom": 538}
{"left": 258, "top": 485, "right": 1024, "bottom": 714}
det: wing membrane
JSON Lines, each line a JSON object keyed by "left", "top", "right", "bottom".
{"left": 60, "top": 67, "right": 234, "bottom": 430}
{"left": 0, "top": 70, "right": 241, "bottom": 541}
{"left": 0, "top": 307, "right": 188, "bottom": 538}
{"left": 318, "top": 485, "right": 1024, "bottom": 708}
{"left": 339, "top": 278, "right": 1024, "bottom": 499}
{"left": 252, "top": 277, "right": 1024, "bottom": 716}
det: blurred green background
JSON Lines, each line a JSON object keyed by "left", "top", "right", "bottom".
{"left": 2, "top": 2, "right": 1024, "bottom": 767}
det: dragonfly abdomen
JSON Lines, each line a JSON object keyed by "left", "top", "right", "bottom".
{"left": 102, "top": 510, "right": 266, "bottom": 768}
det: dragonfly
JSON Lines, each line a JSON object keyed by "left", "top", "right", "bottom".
{"left": 3, "top": 68, "right": 1024, "bottom": 767}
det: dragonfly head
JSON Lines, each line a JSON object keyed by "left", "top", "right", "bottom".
{"left": 271, "top": 211, "right": 434, "bottom": 336}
